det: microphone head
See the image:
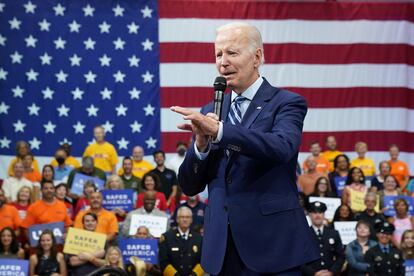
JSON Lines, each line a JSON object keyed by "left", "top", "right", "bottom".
{"left": 214, "top": 76, "right": 227, "bottom": 91}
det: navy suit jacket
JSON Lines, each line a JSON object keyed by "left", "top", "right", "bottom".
{"left": 178, "top": 78, "right": 319, "bottom": 274}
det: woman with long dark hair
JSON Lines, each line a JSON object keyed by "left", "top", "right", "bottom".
{"left": 328, "top": 154, "right": 350, "bottom": 195}
{"left": 135, "top": 173, "right": 168, "bottom": 211}
{"left": 0, "top": 227, "right": 24, "bottom": 259}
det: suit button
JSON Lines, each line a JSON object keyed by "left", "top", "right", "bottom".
{"left": 224, "top": 206, "right": 228, "bottom": 211}
{"left": 226, "top": 176, "right": 232, "bottom": 184}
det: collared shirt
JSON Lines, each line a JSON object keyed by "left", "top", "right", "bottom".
{"left": 312, "top": 225, "right": 324, "bottom": 235}
{"left": 379, "top": 244, "right": 390, "bottom": 253}
{"left": 178, "top": 228, "right": 190, "bottom": 240}
{"left": 54, "top": 165, "right": 72, "bottom": 181}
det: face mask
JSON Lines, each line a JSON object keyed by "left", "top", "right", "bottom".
{"left": 177, "top": 148, "right": 186, "bottom": 157}
{"left": 56, "top": 157, "right": 65, "bottom": 165}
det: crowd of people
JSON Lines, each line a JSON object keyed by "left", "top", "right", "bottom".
{"left": 0, "top": 126, "right": 412, "bottom": 275}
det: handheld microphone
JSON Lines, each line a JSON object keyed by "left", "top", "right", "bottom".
{"left": 213, "top": 76, "right": 227, "bottom": 120}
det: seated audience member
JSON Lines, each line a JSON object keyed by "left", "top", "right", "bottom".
{"left": 328, "top": 154, "right": 350, "bottom": 195}
{"left": 365, "top": 221, "right": 404, "bottom": 275}
{"left": 370, "top": 161, "right": 391, "bottom": 192}
{"left": 400, "top": 230, "right": 414, "bottom": 260}
{"left": 333, "top": 204, "right": 355, "bottom": 222}
{"left": 346, "top": 220, "right": 377, "bottom": 276}
{"left": 41, "top": 165, "right": 56, "bottom": 185}
{"left": 0, "top": 227, "right": 25, "bottom": 259}
{"left": 389, "top": 144, "right": 410, "bottom": 191}
{"left": 73, "top": 181, "right": 97, "bottom": 217}
{"left": 69, "top": 212, "right": 105, "bottom": 275}
{"left": 321, "top": 135, "right": 342, "bottom": 172}
{"left": 55, "top": 183, "right": 74, "bottom": 219}
{"left": 29, "top": 230, "right": 66, "bottom": 276}
{"left": 21, "top": 181, "right": 72, "bottom": 237}
{"left": 119, "top": 157, "right": 142, "bottom": 193}
{"left": 301, "top": 201, "right": 345, "bottom": 276}
{"left": 133, "top": 226, "right": 152, "bottom": 239}
{"left": 308, "top": 176, "right": 337, "bottom": 199}
{"left": 118, "top": 146, "right": 154, "bottom": 179}
{"left": 302, "top": 141, "right": 331, "bottom": 175}
{"left": 8, "top": 141, "right": 40, "bottom": 176}
{"left": 22, "top": 153, "right": 42, "bottom": 183}
{"left": 50, "top": 143, "right": 80, "bottom": 169}
{"left": 342, "top": 167, "right": 368, "bottom": 211}
{"left": 166, "top": 141, "right": 187, "bottom": 175}
{"left": 151, "top": 150, "right": 178, "bottom": 206}
{"left": 74, "top": 192, "right": 118, "bottom": 242}
{"left": 136, "top": 173, "right": 168, "bottom": 211}
{"left": 377, "top": 175, "right": 403, "bottom": 211}
{"left": 0, "top": 188, "right": 21, "bottom": 233}
{"left": 298, "top": 156, "right": 325, "bottom": 196}
{"left": 171, "top": 195, "right": 206, "bottom": 230}
{"left": 355, "top": 192, "right": 386, "bottom": 241}
{"left": 159, "top": 206, "right": 203, "bottom": 276}
{"left": 389, "top": 198, "right": 414, "bottom": 247}
{"left": 3, "top": 161, "right": 35, "bottom": 202}
{"left": 104, "top": 175, "right": 127, "bottom": 222}
{"left": 11, "top": 186, "right": 32, "bottom": 220}
{"left": 350, "top": 141, "right": 376, "bottom": 177}
{"left": 123, "top": 190, "right": 168, "bottom": 237}
{"left": 52, "top": 148, "right": 73, "bottom": 182}
{"left": 92, "top": 246, "right": 125, "bottom": 271}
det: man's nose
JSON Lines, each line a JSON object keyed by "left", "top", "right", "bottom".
{"left": 220, "top": 54, "right": 229, "bottom": 67}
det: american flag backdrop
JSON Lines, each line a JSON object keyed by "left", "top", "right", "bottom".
{"left": 0, "top": 0, "right": 413, "bottom": 176}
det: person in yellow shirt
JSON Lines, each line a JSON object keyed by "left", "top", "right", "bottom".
{"left": 388, "top": 144, "right": 410, "bottom": 190}
{"left": 302, "top": 141, "right": 331, "bottom": 175}
{"left": 118, "top": 146, "right": 154, "bottom": 179}
{"left": 321, "top": 136, "right": 342, "bottom": 172}
{"left": 7, "top": 141, "right": 40, "bottom": 176}
{"left": 350, "top": 141, "right": 376, "bottom": 177}
{"left": 83, "top": 126, "right": 118, "bottom": 174}
{"left": 50, "top": 143, "right": 80, "bottom": 169}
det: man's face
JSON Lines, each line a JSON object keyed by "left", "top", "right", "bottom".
{"left": 22, "top": 155, "right": 33, "bottom": 169}
{"left": 143, "top": 195, "right": 156, "bottom": 212}
{"left": 389, "top": 146, "right": 399, "bottom": 160}
{"left": 83, "top": 215, "right": 98, "bottom": 231}
{"left": 326, "top": 136, "right": 337, "bottom": 151}
{"left": 310, "top": 143, "right": 321, "bottom": 156}
{"left": 154, "top": 153, "right": 164, "bottom": 166}
{"left": 136, "top": 227, "right": 149, "bottom": 239}
{"left": 90, "top": 192, "right": 103, "bottom": 210}
{"left": 177, "top": 210, "right": 193, "bottom": 230}
{"left": 94, "top": 127, "right": 105, "bottom": 142}
{"left": 215, "top": 27, "right": 261, "bottom": 93}
{"left": 309, "top": 212, "right": 324, "bottom": 227}
{"left": 13, "top": 162, "right": 24, "bottom": 178}
{"left": 132, "top": 147, "right": 144, "bottom": 161}
{"left": 364, "top": 197, "right": 376, "bottom": 211}
{"left": 42, "top": 183, "right": 55, "bottom": 201}
{"left": 306, "top": 156, "right": 317, "bottom": 171}
{"left": 122, "top": 159, "right": 133, "bottom": 174}
{"left": 377, "top": 232, "right": 391, "bottom": 245}
{"left": 356, "top": 144, "right": 367, "bottom": 156}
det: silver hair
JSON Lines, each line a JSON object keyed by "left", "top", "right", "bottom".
{"left": 177, "top": 206, "right": 192, "bottom": 217}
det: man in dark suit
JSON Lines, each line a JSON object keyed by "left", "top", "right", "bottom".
{"left": 171, "top": 22, "right": 319, "bottom": 275}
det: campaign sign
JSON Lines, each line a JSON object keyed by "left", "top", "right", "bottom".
{"left": 0, "top": 259, "right": 29, "bottom": 276}
{"left": 71, "top": 173, "right": 104, "bottom": 195}
{"left": 334, "top": 221, "right": 358, "bottom": 245}
{"left": 129, "top": 215, "right": 168, "bottom": 237}
{"left": 120, "top": 238, "right": 158, "bottom": 265}
{"left": 63, "top": 227, "right": 106, "bottom": 255}
{"left": 102, "top": 189, "right": 134, "bottom": 212}
{"left": 334, "top": 176, "right": 347, "bottom": 197}
{"left": 309, "top": 197, "right": 341, "bottom": 221}
{"left": 383, "top": 195, "right": 414, "bottom": 217}
{"left": 28, "top": 222, "right": 64, "bottom": 247}
{"left": 405, "top": 260, "right": 414, "bottom": 276}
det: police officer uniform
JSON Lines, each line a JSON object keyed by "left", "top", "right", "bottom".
{"left": 158, "top": 228, "right": 203, "bottom": 276}
{"left": 364, "top": 221, "right": 405, "bottom": 276}
{"left": 301, "top": 201, "right": 345, "bottom": 276}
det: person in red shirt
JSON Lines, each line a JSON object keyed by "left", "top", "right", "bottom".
{"left": 136, "top": 173, "right": 168, "bottom": 211}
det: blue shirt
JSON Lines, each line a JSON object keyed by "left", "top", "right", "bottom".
{"left": 54, "top": 165, "right": 73, "bottom": 181}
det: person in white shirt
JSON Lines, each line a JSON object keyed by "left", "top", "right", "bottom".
{"left": 166, "top": 141, "right": 187, "bottom": 175}
{"left": 2, "top": 161, "right": 37, "bottom": 202}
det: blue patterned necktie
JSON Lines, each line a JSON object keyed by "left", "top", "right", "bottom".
{"left": 228, "top": 95, "right": 247, "bottom": 125}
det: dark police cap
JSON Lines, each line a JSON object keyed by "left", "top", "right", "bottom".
{"left": 308, "top": 201, "right": 327, "bottom": 213}
{"left": 375, "top": 221, "right": 395, "bottom": 234}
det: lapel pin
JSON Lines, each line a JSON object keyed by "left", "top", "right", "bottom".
{"left": 257, "top": 106, "right": 262, "bottom": 110}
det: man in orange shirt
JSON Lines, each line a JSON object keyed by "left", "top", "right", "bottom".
{"left": 303, "top": 141, "right": 331, "bottom": 175}
{"left": 389, "top": 144, "right": 410, "bottom": 189}
{"left": 74, "top": 191, "right": 118, "bottom": 242}
{"left": 298, "top": 156, "right": 325, "bottom": 195}
{"left": 0, "top": 188, "right": 21, "bottom": 234}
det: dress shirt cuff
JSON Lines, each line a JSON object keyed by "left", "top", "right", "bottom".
{"left": 212, "top": 121, "right": 223, "bottom": 143}
{"left": 194, "top": 141, "right": 211, "bottom": 160}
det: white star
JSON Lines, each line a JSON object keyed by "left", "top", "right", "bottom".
{"left": 10, "top": 51, "right": 23, "bottom": 64}
{"left": 145, "top": 136, "right": 157, "bottom": 149}
{"left": 117, "top": 137, "right": 129, "bottom": 150}
{"left": 39, "top": 52, "right": 52, "bottom": 65}
{"left": 127, "top": 22, "right": 139, "bottom": 34}
{"left": 100, "top": 87, "right": 112, "bottom": 99}
{"left": 113, "top": 37, "right": 125, "bottom": 50}
{"left": 27, "top": 103, "right": 40, "bottom": 116}
{"left": 71, "top": 87, "right": 84, "bottom": 100}
{"left": 0, "top": 102, "right": 10, "bottom": 114}
{"left": 98, "top": 21, "right": 111, "bottom": 33}
{"left": 0, "top": 34, "right": 6, "bottom": 46}
{"left": 44, "top": 121, "right": 56, "bottom": 133}
{"left": 57, "top": 104, "right": 70, "bottom": 117}
{"left": 53, "top": 3, "right": 65, "bottom": 16}
{"left": 55, "top": 70, "right": 68, "bottom": 82}
{"left": 99, "top": 54, "right": 111, "bottom": 67}
{"left": 143, "top": 104, "right": 155, "bottom": 116}
{"left": 102, "top": 121, "right": 114, "bottom": 133}
{"left": 86, "top": 104, "right": 99, "bottom": 117}
{"left": 28, "top": 137, "right": 41, "bottom": 150}
{"left": 42, "top": 87, "right": 54, "bottom": 99}
{"left": 113, "top": 70, "right": 125, "bottom": 83}
{"left": 113, "top": 4, "right": 124, "bottom": 17}
{"left": 0, "top": 137, "right": 11, "bottom": 149}
{"left": 12, "top": 86, "right": 24, "bottom": 98}
{"left": 0, "top": 68, "right": 8, "bottom": 80}
{"left": 84, "top": 71, "right": 97, "bottom": 83}
{"left": 69, "top": 54, "right": 82, "bottom": 66}
{"left": 142, "top": 71, "right": 154, "bottom": 83}
{"left": 13, "top": 120, "right": 26, "bottom": 132}
{"left": 115, "top": 104, "right": 127, "bottom": 116}
{"left": 129, "top": 87, "right": 141, "bottom": 100}
{"left": 59, "top": 138, "right": 72, "bottom": 145}
{"left": 25, "top": 35, "right": 37, "bottom": 47}
{"left": 26, "top": 69, "right": 38, "bottom": 81}
{"left": 141, "top": 38, "right": 154, "bottom": 51}
{"left": 83, "top": 4, "right": 95, "bottom": 17}
{"left": 38, "top": 19, "right": 50, "bottom": 31}
{"left": 54, "top": 37, "right": 66, "bottom": 49}
{"left": 9, "top": 17, "right": 21, "bottom": 30}
{"left": 23, "top": 1, "right": 36, "bottom": 13}
{"left": 0, "top": 3, "right": 5, "bottom": 12}
{"left": 130, "top": 121, "right": 142, "bottom": 133}
{"left": 128, "top": 55, "right": 140, "bottom": 67}
{"left": 141, "top": 5, "right": 153, "bottom": 18}
{"left": 84, "top": 37, "right": 96, "bottom": 50}
{"left": 68, "top": 20, "right": 81, "bottom": 33}
{"left": 73, "top": 122, "right": 86, "bottom": 134}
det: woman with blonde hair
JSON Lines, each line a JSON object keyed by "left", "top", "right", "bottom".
{"left": 104, "top": 175, "right": 127, "bottom": 222}
{"left": 11, "top": 186, "right": 32, "bottom": 220}
{"left": 400, "top": 229, "right": 414, "bottom": 260}
{"left": 104, "top": 246, "right": 124, "bottom": 269}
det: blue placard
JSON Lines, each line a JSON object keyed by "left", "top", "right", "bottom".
{"left": 28, "top": 222, "right": 65, "bottom": 247}
{"left": 0, "top": 259, "right": 29, "bottom": 276}
{"left": 120, "top": 238, "right": 158, "bottom": 265}
{"left": 383, "top": 195, "right": 414, "bottom": 217}
{"left": 102, "top": 189, "right": 134, "bottom": 212}
{"left": 405, "top": 260, "right": 414, "bottom": 276}
{"left": 334, "top": 176, "right": 347, "bottom": 197}
{"left": 71, "top": 173, "right": 105, "bottom": 195}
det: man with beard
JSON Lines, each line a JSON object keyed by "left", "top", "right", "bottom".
{"left": 0, "top": 188, "right": 21, "bottom": 233}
